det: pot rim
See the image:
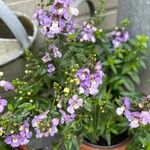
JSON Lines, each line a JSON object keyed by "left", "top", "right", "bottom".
{"left": 83, "top": 136, "right": 130, "bottom": 149}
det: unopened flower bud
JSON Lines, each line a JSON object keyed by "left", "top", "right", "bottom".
{"left": 138, "top": 103, "right": 143, "bottom": 108}
{"left": 30, "top": 99, "right": 33, "bottom": 103}
{"left": 10, "top": 130, "right": 14, "bottom": 134}
{"left": 27, "top": 92, "right": 31, "bottom": 96}
{"left": 70, "top": 79, "right": 74, "bottom": 83}
{"left": 25, "top": 70, "right": 28, "bottom": 74}
{"left": 57, "top": 102, "right": 62, "bottom": 108}
{"left": 63, "top": 87, "right": 70, "bottom": 94}
{"left": 0, "top": 72, "right": 4, "bottom": 77}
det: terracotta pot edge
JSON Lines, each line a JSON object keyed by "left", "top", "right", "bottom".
{"left": 82, "top": 136, "right": 131, "bottom": 149}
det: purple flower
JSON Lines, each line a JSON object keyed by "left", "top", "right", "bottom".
{"left": 47, "top": 64, "right": 56, "bottom": 74}
{"left": 79, "top": 23, "right": 97, "bottom": 43}
{"left": 123, "top": 97, "right": 131, "bottom": 110}
{"left": 88, "top": 84, "right": 99, "bottom": 95}
{"left": 49, "top": 118, "right": 59, "bottom": 136}
{"left": 50, "top": 20, "right": 62, "bottom": 34}
{"left": 32, "top": 112, "right": 59, "bottom": 138}
{"left": 65, "top": 22, "right": 76, "bottom": 34}
{"left": 49, "top": 127, "right": 58, "bottom": 137}
{"left": 42, "top": 52, "right": 52, "bottom": 63}
{"left": 111, "top": 29, "right": 129, "bottom": 48}
{"left": 0, "top": 80, "right": 14, "bottom": 91}
{"left": 67, "top": 94, "right": 83, "bottom": 114}
{"left": 140, "top": 111, "right": 150, "bottom": 125}
{"left": 49, "top": 45, "right": 62, "bottom": 58}
{"left": 33, "top": 8, "right": 44, "bottom": 25}
{"left": 51, "top": 118, "right": 59, "bottom": 127}
{"left": 116, "top": 97, "right": 131, "bottom": 116}
{"left": 5, "top": 134, "right": 24, "bottom": 148}
{"left": 112, "top": 39, "right": 121, "bottom": 48}
{"left": 124, "top": 110, "right": 133, "bottom": 122}
{"left": 76, "top": 68, "right": 90, "bottom": 81}
{"left": 129, "top": 112, "right": 140, "bottom": 128}
{"left": 0, "top": 98, "right": 7, "bottom": 113}
{"left": 95, "top": 61, "right": 102, "bottom": 71}
{"left": 59, "top": 109, "right": 75, "bottom": 124}
{"left": 19, "top": 119, "right": 32, "bottom": 145}
{"left": 123, "top": 110, "right": 140, "bottom": 128}
{"left": 32, "top": 112, "right": 48, "bottom": 128}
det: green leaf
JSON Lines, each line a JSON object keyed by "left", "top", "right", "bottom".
{"left": 84, "top": 101, "right": 92, "bottom": 112}
{"left": 72, "top": 136, "right": 80, "bottom": 150}
{"left": 18, "top": 103, "right": 30, "bottom": 108}
{"left": 111, "top": 65, "right": 117, "bottom": 74}
{"left": 128, "top": 72, "right": 140, "bottom": 84}
{"left": 64, "top": 140, "right": 73, "bottom": 150}
{"left": 0, "top": 141, "right": 12, "bottom": 150}
{"left": 105, "top": 133, "right": 111, "bottom": 146}
{"left": 122, "top": 77, "right": 135, "bottom": 91}
{"left": 139, "top": 60, "right": 146, "bottom": 69}
{"left": 8, "top": 104, "right": 14, "bottom": 112}
{"left": 114, "top": 59, "right": 122, "bottom": 64}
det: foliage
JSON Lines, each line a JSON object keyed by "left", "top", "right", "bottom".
{"left": 0, "top": 0, "right": 149, "bottom": 149}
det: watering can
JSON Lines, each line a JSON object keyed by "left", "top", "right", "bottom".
{"left": 0, "top": 0, "right": 37, "bottom": 80}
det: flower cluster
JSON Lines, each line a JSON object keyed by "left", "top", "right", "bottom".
{"left": 76, "top": 61, "right": 104, "bottom": 96}
{"left": 116, "top": 96, "right": 150, "bottom": 128}
{"left": 0, "top": 98, "right": 7, "bottom": 113}
{"left": 79, "top": 22, "right": 97, "bottom": 43}
{"left": 4, "top": 119, "right": 32, "bottom": 148}
{"left": 32, "top": 111, "right": 59, "bottom": 138}
{"left": 111, "top": 28, "right": 129, "bottom": 48}
{"left": 42, "top": 44, "right": 63, "bottom": 74}
{"left": 0, "top": 80, "right": 14, "bottom": 113}
{"left": 49, "top": 44, "right": 62, "bottom": 58}
{"left": 33, "top": 0, "right": 79, "bottom": 38}
{"left": 0, "top": 80, "right": 14, "bottom": 91}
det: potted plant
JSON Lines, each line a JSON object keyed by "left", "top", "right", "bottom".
{"left": 80, "top": 22, "right": 148, "bottom": 149}
{"left": 0, "top": 0, "right": 148, "bottom": 150}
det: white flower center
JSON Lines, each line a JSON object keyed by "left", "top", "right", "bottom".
{"left": 13, "top": 138, "right": 18, "bottom": 143}
{"left": 52, "top": 20, "right": 59, "bottom": 28}
{"left": 58, "top": 8, "right": 64, "bottom": 14}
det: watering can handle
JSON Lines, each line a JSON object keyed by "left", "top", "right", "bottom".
{"left": 0, "top": 0, "right": 31, "bottom": 49}
{"left": 73, "top": 0, "right": 95, "bottom": 17}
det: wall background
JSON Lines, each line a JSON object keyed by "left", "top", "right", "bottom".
{"left": 5, "top": 0, "right": 118, "bottom": 29}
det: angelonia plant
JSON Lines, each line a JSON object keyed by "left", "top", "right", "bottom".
{"left": 0, "top": 0, "right": 149, "bottom": 150}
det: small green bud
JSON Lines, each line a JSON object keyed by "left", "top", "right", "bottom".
{"left": 19, "top": 91, "right": 22, "bottom": 94}
{"left": 70, "top": 79, "right": 74, "bottom": 83}
{"left": 0, "top": 72, "right": 4, "bottom": 77}
{"left": 27, "top": 92, "right": 31, "bottom": 96}
{"left": 99, "top": 29, "right": 103, "bottom": 32}
{"left": 19, "top": 97, "right": 23, "bottom": 100}
{"left": 25, "top": 70, "right": 28, "bottom": 74}
{"left": 30, "top": 99, "right": 33, "bottom": 103}
{"left": 63, "top": 87, "right": 70, "bottom": 94}
{"left": 10, "top": 130, "right": 14, "bottom": 134}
